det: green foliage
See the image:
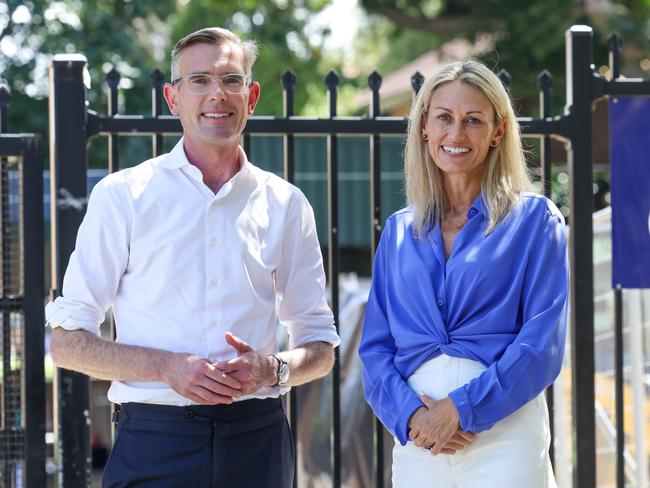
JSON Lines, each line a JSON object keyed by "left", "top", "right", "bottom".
{"left": 0, "top": 0, "right": 176, "bottom": 135}
{"left": 171, "top": 0, "right": 330, "bottom": 116}
{"left": 2, "top": 0, "right": 649, "bottom": 158}
{"left": 0, "top": 0, "right": 337, "bottom": 167}
{"left": 359, "top": 0, "right": 650, "bottom": 115}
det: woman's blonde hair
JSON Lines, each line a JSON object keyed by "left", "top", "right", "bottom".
{"left": 404, "top": 59, "right": 534, "bottom": 235}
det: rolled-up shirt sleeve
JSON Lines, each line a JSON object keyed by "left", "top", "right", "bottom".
{"left": 448, "top": 209, "right": 568, "bottom": 433}
{"left": 45, "top": 178, "right": 131, "bottom": 335}
{"left": 275, "top": 189, "right": 340, "bottom": 348}
{"left": 358, "top": 221, "right": 424, "bottom": 445}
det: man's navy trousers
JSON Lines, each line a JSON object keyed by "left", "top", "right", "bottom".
{"left": 102, "top": 398, "right": 294, "bottom": 488}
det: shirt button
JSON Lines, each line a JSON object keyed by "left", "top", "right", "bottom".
{"left": 211, "top": 318, "right": 219, "bottom": 327}
{"left": 210, "top": 238, "right": 218, "bottom": 247}
{"left": 437, "top": 299, "right": 444, "bottom": 307}
{"left": 469, "top": 208, "right": 478, "bottom": 216}
{"left": 210, "top": 278, "right": 218, "bottom": 287}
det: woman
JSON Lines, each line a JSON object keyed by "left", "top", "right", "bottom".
{"left": 359, "top": 59, "right": 567, "bottom": 487}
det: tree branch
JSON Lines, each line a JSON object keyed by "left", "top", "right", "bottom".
{"left": 375, "top": 7, "right": 506, "bottom": 35}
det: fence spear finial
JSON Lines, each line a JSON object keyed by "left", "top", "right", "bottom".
{"left": 411, "top": 71, "right": 424, "bottom": 95}
{"left": 106, "top": 68, "right": 121, "bottom": 88}
{"left": 537, "top": 70, "right": 553, "bottom": 91}
{"left": 497, "top": 69, "right": 511, "bottom": 91}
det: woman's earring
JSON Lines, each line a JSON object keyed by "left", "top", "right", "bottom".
{"left": 490, "top": 140, "right": 497, "bottom": 147}
{"left": 423, "top": 133, "right": 428, "bottom": 141}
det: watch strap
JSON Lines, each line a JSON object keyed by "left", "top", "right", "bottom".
{"left": 272, "top": 354, "right": 289, "bottom": 386}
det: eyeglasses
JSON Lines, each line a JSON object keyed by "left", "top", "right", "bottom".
{"left": 171, "top": 73, "right": 252, "bottom": 95}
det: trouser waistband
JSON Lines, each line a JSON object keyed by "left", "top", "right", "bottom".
{"left": 113, "top": 397, "right": 283, "bottom": 425}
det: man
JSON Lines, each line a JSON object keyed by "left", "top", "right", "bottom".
{"left": 46, "top": 27, "right": 339, "bottom": 488}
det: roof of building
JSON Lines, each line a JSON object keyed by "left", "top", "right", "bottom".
{"left": 357, "top": 34, "right": 495, "bottom": 115}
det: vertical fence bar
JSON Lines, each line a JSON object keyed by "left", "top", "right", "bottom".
{"left": 537, "top": 69, "right": 555, "bottom": 468}
{"left": 242, "top": 133, "right": 251, "bottom": 156}
{"left": 325, "top": 69, "right": 341, "bottom": 488}
{"left": 538, "top": 71, "right": 553, "bottom": 198}
{"left": 367, "top": 70, "right": 385, "bottom": 488}
{"left": 242, "top": 73, "right": 251, "bottom": 154}
{"left": 498, "top": 69, "right": 512, "bottom": 92}
{"left": 610, "top": 33, "right": 624, "bottom": 488}
{"left": 282, "top": 71, "right": 296, "bottom": 184}
{"left": 22, "top": 135, "right": 46, "bottom": 488}
{"left": 0, "top": 85, "right": 8, "bottom": 133}
{"left": 614, "top": 285, "right": 624, "bottom": 488}
{"left": 49, "top": 54, "right": 91, "bottom": 488}
{"left": 608, "top": 33, "right": 621, "bottom": 80}
{"left": 106, "top": 69, "right": 121, "bottom": 174}
{"left": 565, "top": 25, "right": 596, "bottom": 488}
{"left": 151, "top": 69, "right": 165, "bottom": 157}
{"left": 281, "top": 69, "right": 299, "bottom": 488}
{"left": 105, "top": 68, "right": 121, "bottom": 442}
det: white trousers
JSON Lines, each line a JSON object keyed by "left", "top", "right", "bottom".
{"left": 393, "top": 355, "right": 556, "bottom": 488}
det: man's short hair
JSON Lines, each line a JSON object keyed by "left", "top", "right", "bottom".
{"left": 170, "top": 27, "right": 258, "bottom": 80}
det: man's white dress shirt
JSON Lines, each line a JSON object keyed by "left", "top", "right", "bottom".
{"left": 46, "top": 137, "right": 340, "bottom": 405}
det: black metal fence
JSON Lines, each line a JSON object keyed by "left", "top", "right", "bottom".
{"left": 0, "top": 22, "right": 648, "bottom": 487}
{"left": 0, "top": 87, "right": 46, "bottom": 488}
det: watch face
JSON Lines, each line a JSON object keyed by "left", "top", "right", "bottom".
{"left": 278, "top": 362, "right": 290, "bottom": 385}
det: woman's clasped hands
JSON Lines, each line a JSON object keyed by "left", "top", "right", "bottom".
{"left": 408, "top": 395, "right": 476, "bottom": 456}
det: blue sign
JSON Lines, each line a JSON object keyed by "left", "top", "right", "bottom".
{"left": 610, "top": 97, "right": 650, "bottom": 288}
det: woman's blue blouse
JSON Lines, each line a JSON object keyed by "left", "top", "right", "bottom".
{"left": 358, "top": 193, "right": 568, "bottom": 445}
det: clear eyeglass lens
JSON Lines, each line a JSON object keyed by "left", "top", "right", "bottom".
{"left": 184, "top": 74, "right": 248, "bottom": 95}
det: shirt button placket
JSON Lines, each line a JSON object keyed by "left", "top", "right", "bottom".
{"left": 206, "top": 202, "right": 222, "bottom": 332}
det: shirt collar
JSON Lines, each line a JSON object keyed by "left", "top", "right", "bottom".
{"left": 157, "top": 136, "right": 252, "bottom": 178}
{"left": 158, "top": 137, "right": 190, "bottom": 169}
{"left": 466, "top": 193, "right": 487, "bottom": 219}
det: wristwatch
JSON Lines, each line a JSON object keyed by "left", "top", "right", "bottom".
{"left": 273, "top": 354, "right": 290, "bottom": 386}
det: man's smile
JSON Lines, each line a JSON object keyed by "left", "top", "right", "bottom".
{"left": 202, "top": 111, "right": 232, "bottom": 119}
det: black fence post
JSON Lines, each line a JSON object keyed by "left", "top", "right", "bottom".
{"left": 565, "top": 25, "right": 596, "bottom": 488}
{"left": 22, "top": 134, "right": 46, "bottom": 488}
{"left": 48, "top": 53, "right": 91, "bottom": 488}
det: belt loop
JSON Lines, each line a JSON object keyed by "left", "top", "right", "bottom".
{"left": 111, "top": 410, "right": 120, "bottom": 424}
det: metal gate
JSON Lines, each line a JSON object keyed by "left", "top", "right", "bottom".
{"left": 0, "top": 86, "right": 46, "bottom": 488}
{"left": 45, "top": 25, "right": 650, "bottom": 488}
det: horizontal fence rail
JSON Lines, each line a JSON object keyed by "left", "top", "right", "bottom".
{"left": 87, "top": 112, "right": 573, "bottom": 139}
